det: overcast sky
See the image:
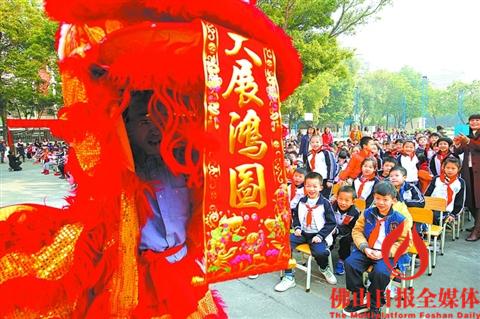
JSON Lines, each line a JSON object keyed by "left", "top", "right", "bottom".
{"left": 339, "top": 0, "right": 480, "bottom": 88}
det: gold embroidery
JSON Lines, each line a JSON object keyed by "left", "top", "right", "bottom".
{"left": 74, "top": 134, "right": 101, "bottom": 175}
{"left": 229, "top": 163, "right": 267, "bottom": 209}
{"left": 229, "top": 110, "right": 267, "bottom": 160}
{"left": 4, "top": 301, "right": 76, "bottom": 319}
{"left": 187, "top": 290, "right": 219, "bottom": 319}
{"left": 109, "top": 192, "right": 139, "bottom": 316}
{"left": 0, "top": 224, "right": 84, "bottom": 284}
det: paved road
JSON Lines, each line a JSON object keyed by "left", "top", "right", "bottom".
{"left": 1, "top": 160, "right": 479, "bottom": 318}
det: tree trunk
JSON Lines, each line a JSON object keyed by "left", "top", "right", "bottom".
{"left": 0, "top": 103, "right": 7, "bottom": 142}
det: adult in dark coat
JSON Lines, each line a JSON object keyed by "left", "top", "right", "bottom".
{"left": 454, "top": 114, "right": 480, "bottom": 241}
{"left": 299, "top": 127, "right": 314, "bottom": 166}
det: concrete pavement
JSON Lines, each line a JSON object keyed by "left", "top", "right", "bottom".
{"left": 1, "top": 160, "right": 479, "bottom": 318}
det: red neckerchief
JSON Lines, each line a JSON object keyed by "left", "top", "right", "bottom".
{"left": 436, "top": 150, "right": 449, "bottom": 162}
{"left": 305, "top": 203, "right": 320, "bottom": 227}
{"left": 440, "top": 173, "right": 457, "bottom": 207}
{"left": 357, "top": 174, "right": 376, "bottom": 198}
{"left": 309, "top": 148, "right": 322, "bottom": 170}
{"left": 368, "top": 214, "right": 387, "bottom": 248}
{"left": 290, "top": 183, "right": 296, "bottom": 200}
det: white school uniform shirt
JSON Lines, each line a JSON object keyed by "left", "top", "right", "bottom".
{"left": 430, "top": 178, "right": 463, "bottom": 213}
{"left": 400, "top": 154, "right": 419, "bottom": 183}
{"left": 334, "top": 209, "right": 346, "bottom": 226}
{"left": 298, "top": 197, "right": 334, "bottom": 246}
{"left": 288, "top": 184, "right": 305, "bottom": 209}
{"left": 308, "top": 151, "right": 328, "bottom": 180}
{"left": 353, "top": 177, "right": 376, "bottom": 200}
{"left": 373, "top": 215, "right": 387, "bottom": 250}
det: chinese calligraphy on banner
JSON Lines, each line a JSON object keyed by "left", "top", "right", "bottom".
{"left": 202, "top": 21, "right": 291, "bottom": 282}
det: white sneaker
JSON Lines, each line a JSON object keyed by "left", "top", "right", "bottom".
{"left": 248, "top": 274, "right": 259, "bottom": 279}
{"left": 274, "top": 276, "right": 296, "bottom": 292}
{"left": 319, "top": 266, "right": 337, "bottom": 285}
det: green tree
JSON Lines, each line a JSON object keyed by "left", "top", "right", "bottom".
{"left": 0, "top": 0, "right": 60, "bottom": 141}
{"left": 258, "top": 0, "right": 391, "bottom": 128}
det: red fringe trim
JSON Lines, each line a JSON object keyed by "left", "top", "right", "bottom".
{"left": 45, "top": 0, "right": 302, "bottom": 100}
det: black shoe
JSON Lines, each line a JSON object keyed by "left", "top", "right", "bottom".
{"left": 466, "top": 227, "right": 474, "bottom": 232}
{"left": 343, "top": 300, "right": 369, "bottom": 316}
{"left": 369, "top": 307, "right": 382, "bottom": 319}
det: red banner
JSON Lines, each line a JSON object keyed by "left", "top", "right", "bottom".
{"left": 6, "top": 119, "right": 60, "bottom": 129}
{"left": 201, "top": 21, "right": 291, "bottom": 282}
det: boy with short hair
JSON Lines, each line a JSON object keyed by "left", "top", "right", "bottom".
{"left": 307, "top": 135, "right": 337, "bottom": 198}
{"left": 331, "top": 186, "right": 360, "bottom": 275}
{"left": 389, "top": 166, "right": 425, "bottom": 208}
{"left": 274, "top": 172, "right": 337, "bottom": 292}
{"left": 288, "top": 168, "right": 306, "bottom": 211}
{"left": 343, "top": 182, "right": 409, "bottom": 318}
{"left": 378, "top": 157, "right": 397, "bottom": 181}
{"left": 338, "top": 136, "right": 374, "bottom": 182}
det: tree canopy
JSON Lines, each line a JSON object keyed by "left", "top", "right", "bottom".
{"left": 258, "top": 0, "right": 393, "bottom": 129}
{"left": 0, "top": 0, "right": 60, "bottom": 140}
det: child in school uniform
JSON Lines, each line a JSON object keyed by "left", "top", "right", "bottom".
{"left": 343, "top": 182, "right": 410, "bottom": 318}
{"left": 288, "top": 168, "right": 306, "bottom": 213}
{"left": 389, "top": 165, "right": 424, "bottom": 235}
{"left": 389, "top": 166, "right": 425, "bottom": 208}
{"left": 274, "top": 172, "right": 337, "bottom": 292}
{"left": 428, "top": 137, "right": 458, "bottom": 177}
{"left": 331, "top": 186, "right": 360, "bottom": 276}
{"left": 426, "top": 132, "right": 441, "bottom": 160}
{"left": 307, "top": 135, "right": 337, "bottom": 198}
{"left": 378, "top": 157, "right": 397, "bottom": 181}
{"left": 425, "top": 157, "right": 466, "bottom": 225}
{"left": 353, "top": 158, "right": 380, "bottom": 208}
{"left": 397, "top": 140, "right": 420, "bottom": 186}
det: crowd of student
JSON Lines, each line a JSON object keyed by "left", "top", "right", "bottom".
{"left": 1, "top": 138, "right": 69, "bottom": 179}
{"left": 276, "top": 114, "right": 480, "bottom": 318}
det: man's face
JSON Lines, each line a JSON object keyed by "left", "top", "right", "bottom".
{"left": 125, "top": 93, "right": 161, "bottom": 156}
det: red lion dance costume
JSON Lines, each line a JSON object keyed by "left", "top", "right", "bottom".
{"left": 0, "top": 0, "right": 301, "bottom": 317}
